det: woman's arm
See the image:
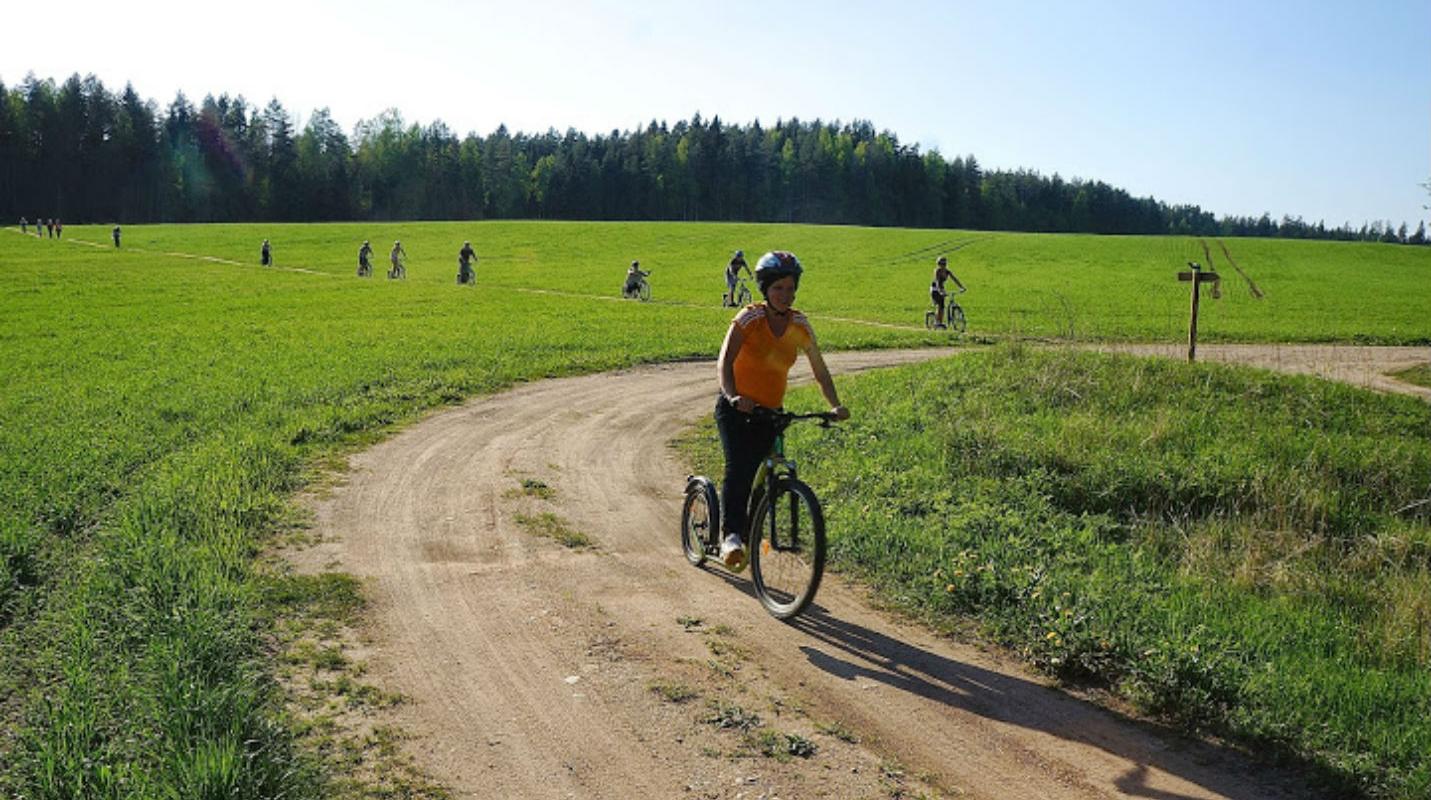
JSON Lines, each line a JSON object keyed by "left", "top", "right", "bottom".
{"left": 802, "top": 334, "right": 850, "bottom": 420}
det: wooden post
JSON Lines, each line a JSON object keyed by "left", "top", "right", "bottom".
{"left": 1177, "top": 262, "right": 1221, "bottom": 363}
{"left": 1187, "top": 262, "right": 1201, "bottom": 362}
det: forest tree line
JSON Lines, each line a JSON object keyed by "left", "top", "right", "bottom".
{"left": 2, "top": 72, "right": 1426, "bottom": 245}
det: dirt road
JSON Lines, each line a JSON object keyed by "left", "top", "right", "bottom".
{"left": 296, "top": 345, "right": 1426, "bottom": 799}
{"left": 1087, "top": 342, "right": 1431, "bottom": 401}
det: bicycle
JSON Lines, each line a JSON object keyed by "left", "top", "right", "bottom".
{"left": 388, "top": 258, "right": 406, "bottom": 280}
{"left": 723, "top": 276, "right": 753, "bottom": 307}
{"left": 924, "top": 290, "right": 967, "bottom": 333}
{"left": 357, "top": 259, "right": 372, "bottom": 278}
{"left": 681, "top": 408, "right": 837, "bottom": 620}
{"left": 623, "top": 272, "right": 652, "bottom": 301}
{"left": 457, "top": 259, "right": 475, "bottom": 285}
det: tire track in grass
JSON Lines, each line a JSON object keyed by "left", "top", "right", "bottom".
{"left": 3, "top": 229, "right": 339, "bottom": 278}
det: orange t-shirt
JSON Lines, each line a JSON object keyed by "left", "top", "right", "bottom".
{"left": 731, "top": 303, "right": 814, "bottom": 409}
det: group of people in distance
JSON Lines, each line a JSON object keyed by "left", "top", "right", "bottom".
{"left": 354, "top": 238, "right": 417, "bottom": 280}
{"left": 18, "top": 217, "right": 63, "bottom": 239}
{"left": 251, "top": 238, "right": 477, "bottom": 283}
{"left": 18, "top": 218, "right": 122, "bottom": 246}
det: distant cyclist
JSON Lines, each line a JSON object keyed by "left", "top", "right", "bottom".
{"left": 112, "top": 225, "right": 121, "bottom": 248}
{"left": 261, "top": 239, "right": 272, "bottom": 266}
{"left": 930, "top": 255, "right": 966, "bottom": 329}
{"left": 623, "top": 259, "right": 650, "bottom": 298}
{"left": 724, "top": 249, "right": 751, "bottom": 306}
{"left": 714, "top": 250, "right": 848, "bottom": 571}
{"left": 389, "top": 240, "right": 407, "bottom": 275}
{"left": 358, "top": 240, "right": 373, "bottom": 276}
{"left": 457, "top": 240, "right": 477, "bottom": 284}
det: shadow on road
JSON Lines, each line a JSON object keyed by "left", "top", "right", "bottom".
{"left": 789, "top": 609, "right": 1331, "bottom": 800}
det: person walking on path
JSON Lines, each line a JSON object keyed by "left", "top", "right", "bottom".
{"left": 55, "top": 219, "right": 63, "bottom": 239}
{"left": 19, "top": 217, "right": 27, "bottom": 235}
{"left": 112, "top": 225, "right": 122, "bottom": 248}
{"left": 46, "top": 219, "right": 54, "bottom": 238}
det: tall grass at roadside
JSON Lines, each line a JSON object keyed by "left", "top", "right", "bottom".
{"left": 774, "top": 346, "right": 1431, "bottom": 798}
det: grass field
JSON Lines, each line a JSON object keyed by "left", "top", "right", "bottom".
{"left": 43, "top": 220, "right": 1431, "bottom": 343}
{"left": 756, "top": 349, "right": 1431, "bottom": 798}
{"left": 1, "top": 221, "right": 1428, "bottom": 798}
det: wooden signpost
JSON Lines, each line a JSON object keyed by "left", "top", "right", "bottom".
{"left": 1178, "top": 261, "right": 1220, "bottom": 362}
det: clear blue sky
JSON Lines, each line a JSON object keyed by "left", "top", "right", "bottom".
{"left": 5, "top": 0, "right": 1428, "bottom": 229}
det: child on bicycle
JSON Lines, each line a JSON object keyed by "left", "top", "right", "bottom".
{"left": 457, "top": 241, "right": 477, "bottom": 284}
{"left": 623, "top": 260, "right": 649, "bottom": 298}
{"left": 358, "top": 240, "right": 373, "bottom": 275}
{"left": 389, "top": 240, "right": 407, "bottom": 276}
{"left": 715, "top": 250, "right": 848, "bottom": 571}
{"left": 930, "top": 255, "right": 966, "bottom": 328}
{"left": 724, "top": 249, "right": 750, "bottom": 306}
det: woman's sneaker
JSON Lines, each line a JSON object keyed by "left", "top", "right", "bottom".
{"left": 720, "top": 534, "right": 747, "bottom": 573}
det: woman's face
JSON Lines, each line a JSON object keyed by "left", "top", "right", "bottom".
{"left": 766, "top": 276, "right": 797, "bottom": 311}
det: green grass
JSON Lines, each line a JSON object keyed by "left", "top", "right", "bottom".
{"left": 768, "top": 346, "right": 1431, "bottom": 798}
{"left": 0, "top": 220, "right": 1427, "bottom": 798}
{"left": 0, "top": 221, "right": 938, "bottom": 799}
{"left": 45, "top": 220, "right": 1431, "bottom": 343}
{"left": 1392, "top": 364, "right": 1431, "bottom": 389}
{"left": 512, "top": 478, "right": 556, "bottom": 500}
{"left": 648, "top": 680, "right": 701, "bottom": 704}
{"left": 512, "top": 512, "right": 592, "bottom": 549}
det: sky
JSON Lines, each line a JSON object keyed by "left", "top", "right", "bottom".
{"left": 4, "top": 0, "right": 1428, "bottom": 229}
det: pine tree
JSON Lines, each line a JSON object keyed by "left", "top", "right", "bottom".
{"left": 263, "top": 99, "right": 299, "bottom": 220}
{"left": 1409, "top": 221, "right": 1426, "bottom": 245}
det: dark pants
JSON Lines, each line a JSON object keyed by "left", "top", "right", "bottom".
{"left": 714, "top": 395, "right": 779, "bottom": 539}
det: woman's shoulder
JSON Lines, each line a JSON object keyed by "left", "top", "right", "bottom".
{"left": 733, "top": 302, "right": 767, "bottom": 327}
{"left": 790, "top": 308, "right": 814, "bottom": 336}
